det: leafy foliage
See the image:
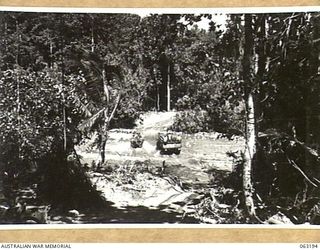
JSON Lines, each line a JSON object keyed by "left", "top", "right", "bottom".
{"left": 170, "top": 108, "right": 211, "bottom": 134}
{"left": 0, "top": 11, "right": 320, "bottom": 224}
{"left": 0, "top": 67, "right": 69, "bottom": 161}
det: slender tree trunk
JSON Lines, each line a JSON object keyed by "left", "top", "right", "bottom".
{"left": 255, "top": 15, "right": 266, "bottom": 128}
{"left": 243, "top": 93, "right": 257, "bottom": 217}
{"left": 62, "top": 105, "right": 67, "bottom": 151}
{"left": 167, "top": 63, "right": 171, "bottom": 111}
{"left": 99, "top": 126, "right": 107, "bottom": 164}
{"left": 16, "top": 72, "right": 21, "bottom": 159}
{"left": 0, "top": 19, "right": 8, "bottom": 200}
{"left": 91, "top": 19, "right": 95, "bottom": 53}
{"left": 49, "top": 36, "right": 53, "bottom": 69}
{"left": 56, "top": 17, "right": 68, "bottom": 153}
{"left": 61, "top": 69, "right": 67, "bottom": 152}
{"left": 265, "top": 16, "right": 271, "bottom": 73}
{"left": 0, "top": 171, "right": 4, "bottom": 200}
{"left": 100, "top": 67, "right": 109, "bottom": 163}
{"left": 153, "top": 67, "right": 160, "bottom": 111}
{"left": 60, "top": 40, "right": 67, "bottom": 152}
{"left": 15, "top": 19, "right": 21, "bottom": 160}
{"left": 157, "top": 85, "right": 160, "bottom": 111}
{"left": 4, "top": 21, "right": 7, "bottom": 52}
{"left": 242, "top": 14, "right": 258, "bottom": 219}
{"left": 101, "top": 108, "right": 109, "bottom": 164}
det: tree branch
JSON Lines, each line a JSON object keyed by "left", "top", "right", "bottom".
{"left": 286, "top": 155, "right": 318, "bottom": 187}
{"left": 107, "top": 92, "right": 121, "bottom": 124}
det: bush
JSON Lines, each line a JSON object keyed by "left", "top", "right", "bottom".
{"left": 175, "top": 95, "right": 194, "bottom": 111}
{"left": 170, "top": 108, "right": 211, "bottom": 134}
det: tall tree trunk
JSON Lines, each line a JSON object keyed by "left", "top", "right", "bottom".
{"left": 153, "top": 66, "right": 160, "bottom": 111}
{"left": 58, "top": 18, "right": 67, "bottom": 153}
{"left": 100, "top": 92, "right": 121, "bottom": 164}
{"left": 265, "top": 16, "right": 271, "bottom": 74}
{"left": 15, "top": 19, "right": 21, "bottom": 160}
{"left": 60, "top": 40, "right": 67, "bottom": 152}
{"left": 157, "top": 84, "right": 160, "bottom": 111}
{"left": 243, "top": 93, "right": 257, "bottom": 217}
{"left": 49, "top": 41, "right": 53, "bottom": 69}
{"left": 242, "top": 14, "right": 258, "bottom": 219}
{"left": 4, "top": 21, "right": 7, "bottom": 52}
{"left": 99, "top": 126, "right": 107, "bottom": 164}
{"left": 0, "top": 170, "right": 4, "bottom": 200}
{"left": 0, "top": 19, "right": 8, "bottom": 200}
{"left": 99, "top": 66, "right": 122, "bottom": 164}
{"left": 91, "top": 19, "right": 95, "bottom": 53}
{"left": 167, "top": 63, "right": 171, "bottom": 111}
{"left": 256, "top": 15, "right": 266, "bottom": 128}
{"left": 62, "top": 104, "right": 67, "bottom": 151}
{"left": 100, "top": 67, "right": 109, "bottom": 163}
{"left": 16, "top": 71, "right": 21, "bottom": 159}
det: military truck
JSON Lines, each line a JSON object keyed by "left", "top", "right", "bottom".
{"left": 156, "top": 131, "right": 182, "bottom": 155}
{"left": 130, "top": 131, "right": 144, "bottom": 148}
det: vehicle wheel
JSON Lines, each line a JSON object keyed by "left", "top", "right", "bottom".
{"left": 174, "top": 149, "right": 181, "bottom": 155}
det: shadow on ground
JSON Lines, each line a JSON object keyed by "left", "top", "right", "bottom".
{"left": 49, "top": 204, "right": 200, "bottom": 224}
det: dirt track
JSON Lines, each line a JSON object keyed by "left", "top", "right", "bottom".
{"left": 76, "top": 112, "right": 244, "bottom": 213}
{"left": 78, "top": 112, "right": 244, "bottom": 172}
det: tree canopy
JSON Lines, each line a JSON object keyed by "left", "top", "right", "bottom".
{"left": 0, "top": 11, "right": 319, "bottom": 224}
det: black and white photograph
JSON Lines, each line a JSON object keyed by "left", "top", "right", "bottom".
{"left": 0, "top": 7, "right": 319, "bottom": 225}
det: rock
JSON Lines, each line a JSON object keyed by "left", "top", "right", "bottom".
{"left": 201, "top": 217, "right": 217, "bottom": 224}
{"left": 92, "top": 172, "right": 104, "bottom": 177}
{"left": 68, "top": 209, "right": 80, "bottom": 217}
{"left": 217, "top": 203, "right": 231, "bottom": 209}
{"left": 25, "top": 219, "right": 38, "bottom": 224}
{"left": 267, "top": 212, "right": 293, "bottom": 224}
{"left": 0, "top": 204, "right": 9, "bottom": 217}
{"left": 24, "top": 205, "right": 50, "bottom": 224}
{"left": 61, "top": 217, "right": 74, "bottom": 223}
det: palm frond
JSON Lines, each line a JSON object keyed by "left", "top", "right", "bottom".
{"left": 258, "top": 129, "right": 288, "bottom": 139}
{"left": 80, "top": 59, "right": 102, "bottom": 83}
{"left": 294, "top": 139, "right": 319, "bottom": 160}
{"left": 78, "top": 108, "right": 106, "bottom": 131}
{"left": 72, "top": 94, "right": 95, "bottom": 117}
{"left": 259, "top": 129, "right": 319, "bottom": 161}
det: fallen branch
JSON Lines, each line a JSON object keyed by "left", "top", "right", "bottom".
{"left": 313, "top": 177, "right": 320, "bottom": 184}
{"left": 286, "top": 155, "right": 318, "bottom": 188}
